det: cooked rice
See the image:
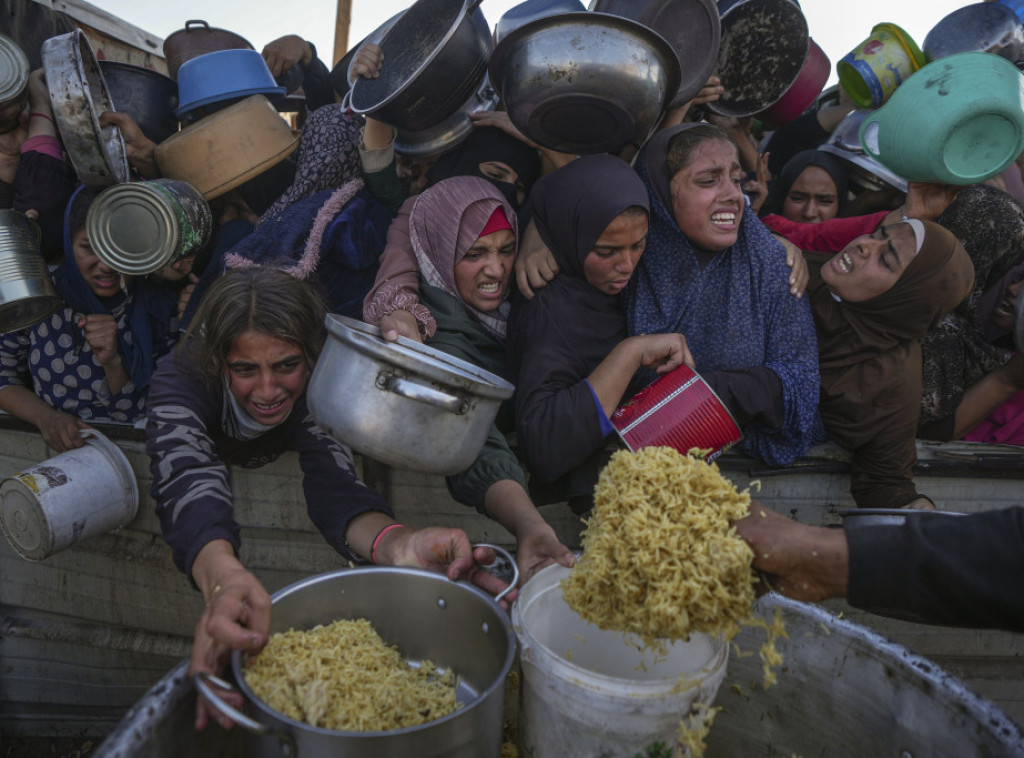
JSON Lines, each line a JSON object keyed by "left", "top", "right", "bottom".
{"left": 562, "top": 447, "right": 756, "bottom": 646}
{"left": 244, "top": 618, "right": 461, "bottom": 731}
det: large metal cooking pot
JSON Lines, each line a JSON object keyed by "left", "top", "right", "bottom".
{"left": 97, "top": 61, "right": 178, "bottom": 144}
{"left": 196, "top": 564, "right": 516, "bottom": 757}
{"left": 488, "top": 12, "right": 681, "bottom": 155}
{"left": 817, "top": 109, "right": 909, "bottom": 193}
{"left": 42, "top": 29, "right": 129, "bottom": 187}
{"left": 348, "top": 0, "right": 492, "bottom": 133}
{"left": 307, "top": 315, "right": 514, "bottom": 475}
{"left": 591, "top": 0, "right": 721, "bottom": 109}
{"left": 329, "top": 11, "right": 405, "bottom": 101}
{"left": 708, "top": 0, "right": 808, "bottom": 118}
{"left": 162, "top": 20, "right": 254, "bottom": 80}
{"left": 924, "top": 2, "right": 1024, "bottom": 67}
{"left": 706, "top": 595, "right": 1024, "bottom": 755}
{"left": 393, "top": 74, "right": 500, "bottom": 157}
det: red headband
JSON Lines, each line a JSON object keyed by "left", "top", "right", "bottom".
{"left": 478, "top": 207, "right": 512, "bottom": 238}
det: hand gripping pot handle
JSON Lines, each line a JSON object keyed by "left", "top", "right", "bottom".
{"left": 378, "top": 373, "right": 468, "bottom": 415}
{"left": 475, "top": 542, "right": 519, "bottom": 603}
{"left": 194, "top": 672, "right": 298, "bottom": 754}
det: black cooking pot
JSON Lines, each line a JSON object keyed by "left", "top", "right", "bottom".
{"left": 98, "top": 61, "right": 179, "bottom": 144}
{"left": 348, "top": 0, "right": 491, "bottom": 132}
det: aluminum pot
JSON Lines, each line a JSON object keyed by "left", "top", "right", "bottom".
{"left": 348, "top": 0, "right": 492, "bottom": 132}
{"left": 163, "top": 20, "right": 254, "bottom": 80}
{"left": 196, "top": 563, "right": 516, "bottom": 758}
{"left": 708, "top": 0, "right": 809, "bottom": 118}
{"left": 706, "top": 595, "right": 1024, "bottom": 755}
{"left": 97, "top": 61, "right": 178, "bottom": 144}
{"left": 488, "top": 12, "right": 681, "bottom": 154}
{"left": 307, "top": 315, "right": 514, "bottom": 475}
{"left": 817, "top": 109, "right": 909, "bottom": 193}
{"left": 591, "top": 0, "right": 721, "bottom": 109}
{"left": 925, "top": 2, "right": 1024, "bottom": 68}
{"left": 394, "top": 75, "right": 500, "bottom": 157}
{"left": 42, "top": 29, "right": 129, "bottom": 187}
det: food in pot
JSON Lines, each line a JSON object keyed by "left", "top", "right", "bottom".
{"left": 244, "top": 618, "right": 462, "bottom": 731}
{"left": 562, "top": 446, "right": 756, "bottom": 645}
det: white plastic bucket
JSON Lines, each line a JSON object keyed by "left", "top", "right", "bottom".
{"left": 0, "top": 429, "right": 138, "bottom": 560}
{"left": 512, "top": 564, "right": 729, "bottom": 757}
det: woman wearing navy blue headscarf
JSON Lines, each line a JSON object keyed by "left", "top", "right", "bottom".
{"left": 627, "top": 123, "right": 824, "bottom": 466}
{"left": 0, "top": 187, "right": 178, "bottom": 451}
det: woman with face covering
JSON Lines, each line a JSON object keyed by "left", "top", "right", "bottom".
{"left": 146, "top": 267, "right": 511, "bottom": 730}
{"left": 0, "top": 187, "right": 177, "bottom": 451}
{"left": 363, "top": 125, "right": 544, "bottom": 340}
{"left": 507, "top": 154, "right": 691, "bottom": 511}
{"left": 387, "top": 175, "right": 575, "bottom": 582}
{"left": 806, "top": 219, "right": 974, "bottom": 508}
{"left": 760, "top": 149, "right": 849, "bottom": 224}
{"left": 628, "top": 123, "right": 823, "bottom": 467}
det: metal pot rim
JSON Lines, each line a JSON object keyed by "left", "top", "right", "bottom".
{"left": 348, "top": 0, "right": 484, "bottom": 116}
{"left": 324, "top": 314, "right": 514, "bottom": 401}
{"left": 230, "top": 565, "right": 516, "bottom": 737}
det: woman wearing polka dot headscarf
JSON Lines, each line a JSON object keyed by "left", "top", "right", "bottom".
{"left": 0, "top": 187, "right": 178, "bottom": 451}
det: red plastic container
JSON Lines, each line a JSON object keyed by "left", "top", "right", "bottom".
{"left": 611, "top": 365, "right": 742, "bottom": 462}
{"left": 756, "top": 38, "right": 831, "bottom": 128}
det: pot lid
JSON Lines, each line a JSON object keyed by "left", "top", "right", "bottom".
{"left": 86, "top": 182, "right": 181, "bottom": 275}
{"left": 324, "top": 314, "right": 514, "bottom": 401}
{"left": 0, "top": 33, "right": 29, "bottom": 104}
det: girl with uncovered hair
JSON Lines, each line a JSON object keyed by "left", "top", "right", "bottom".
{"left": 146, "top": 267, "right": 508, "bottom": 730}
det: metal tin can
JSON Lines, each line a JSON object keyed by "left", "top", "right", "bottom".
{"left": 0, "top": 33, "right": 30, "bottom": 135}
{"left": 86, "top": 179, "right": 213, "bottom": 275}
{"left": 0, "top": 209, "right": 60, "bottom": 333}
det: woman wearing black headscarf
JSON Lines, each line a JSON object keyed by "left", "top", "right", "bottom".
{"left": 506, "top": 154, "right": 691, "bottom": 511}
{"left": 760, "top": 149, "right": 849, "bottom": 223}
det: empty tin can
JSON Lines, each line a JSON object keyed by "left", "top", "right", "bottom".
{"left": 86, "top": 179, "right": 212, "bottom": 275}
{"left": 0, "top": 33, "right": 30, "bottom": 134}
{"left": 0, "top": 209, "right": 60, "bottom": 334}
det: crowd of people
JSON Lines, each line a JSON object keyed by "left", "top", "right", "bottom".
{"left": 2, "top": 8, "right": 1024, "bottom": 726}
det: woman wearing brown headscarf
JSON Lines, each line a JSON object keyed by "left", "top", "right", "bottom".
{"left": 806, "top": 219, "right": 974, "bottom": 509}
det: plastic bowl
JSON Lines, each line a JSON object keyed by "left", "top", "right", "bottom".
{"left": 174, "top": 49, "right": 284, "bottom": 119}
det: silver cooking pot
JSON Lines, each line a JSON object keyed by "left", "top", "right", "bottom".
{"left": 307, "top": 315, "right": 514, "bottom": 475}
{"left": 347, "top": 0, "right": 492, "bottom": 132}
{"left": 924, "top": 2, "right": 1024, "bottom": 68}
{"left": 196, "top": 559, "right": 517, "bottom": 757}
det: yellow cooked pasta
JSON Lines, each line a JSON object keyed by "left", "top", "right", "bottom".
{"left": 562, "top": 447, "right": 756, "bottom": 645}
{"left": 244, "top": 618, "right": 461, "bottom": 731}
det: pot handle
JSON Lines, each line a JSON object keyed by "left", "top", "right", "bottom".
{"left": 185, "top": 20, "right": 212, "bottom": 31}
{"left": 193, "top": 672, "right": 297, "bottom": 756}
{"left": 379, "top": 374, "right": 468, "bottom": 415}
{"left": 474, "top": 542, "right": 519, "bottom": 603}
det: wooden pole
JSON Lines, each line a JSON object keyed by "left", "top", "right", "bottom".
{"left": 333, "top": 0, "right": 353, "bottom": 66}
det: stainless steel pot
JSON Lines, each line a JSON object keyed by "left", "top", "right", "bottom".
{"left": 592, "top": 0, "right": 721, "bottom": 109}
{"left": 0, "top": 209, "right": 60, "bottom": 332}
{"left": 924, "top": 2, "right": 1024, "bottom": 67}
{"left": 307, "top": 315, "right": 514, "bottom": 475}
{"left": 488, "top": 12, "right": 681, "bottom": 154}
{"left": 348, "top": 0, "right": 492, "bottom": 132}
{"left": 394, "top": 75, "right": 500, "bottom": 157}
{"left": 41, "top": 29, "right": 129, "bottom": 187}
{"left": 196, "top": 562, "right": 516, "bottom": 758}
{"left": 817, "top": 109, "right": 909, "bottom": 193}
